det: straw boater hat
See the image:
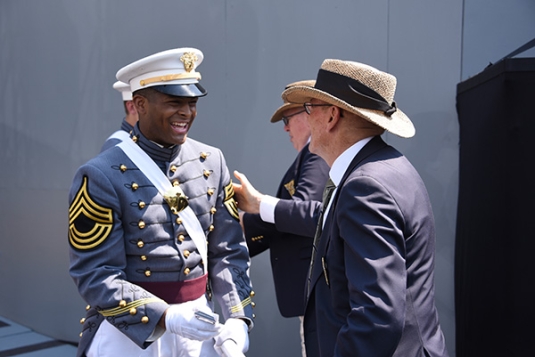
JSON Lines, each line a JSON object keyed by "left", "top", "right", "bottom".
{"left": 270, "top": 80, "right": 316, "bottom": 123}
{"left": 282, "top": 59, "right": 415, "bottom": 138}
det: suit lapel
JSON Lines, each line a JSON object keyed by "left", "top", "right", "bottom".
{"left": 276, "top": 144, "right": 308, "bottom": 198}
{"left": 307, "top": 136, "right": 388, "bottom": 296}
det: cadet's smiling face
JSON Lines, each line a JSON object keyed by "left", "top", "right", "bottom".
{"left": 137, "top": 90, "right": 198, "bottom": 147}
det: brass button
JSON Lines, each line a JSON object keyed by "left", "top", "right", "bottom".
{"left": 250, "top": 291, "right": 255, "bottom": 297}
{"left": 119, "top": 300, "right": 127, "bottom": 308}
{"left": 140, "top": 255, "right": 147, "bottom": 261}
{"left": 130, "top": 308, "right": 137, "bottom": 315}
{"left": 183, "top": 250, "right": 190, "bottom": 258}
{"left": 138, "top": 220, "right": 146, "bottom": 229}
{"left": 86, "top": 305, "right": 91, "bottom": 311}
{"left": 138, "top": 201, "right": 146, "bottom": 209}
{"left": 132, "top": 135, "right": 138, "bottom": 143}
{"left": 141, "top": 316, "right": 149, "bottom": 324}
{"left": 251, "top": 302, "right": 256, "bottom": 308}
{"left": 79, "top": 332, "right": 83, "bottom": 338}
{"left": 200, "top": 152, "right": 208, "bottom": 159}
{"left": 80, "top": 318, "right": 85, "bottom": 324}
{"left": 176, "top": 217, "right": 183, "bottom": 225}
{"left": 210, "top": 207, "right": 217, "bottom": 214}
{"left": 207, "top": 188, "right": 215, "bottom": 196}
{"left": 203, "top": 170, "right": 211, "bottom": 178}
{"left": 120, "top": 164, "right": 127, "bottom": 172}
{"left": 178, "top": 234, "right": 185, "bottom": 242}
{"left": 209, "top": 225, "right": 215, "bottom": 232}
{"left": 172, "top": 180, "right": 179, "bottom": 187}
{"left": 170, "top": 165, "right": 177, "bottom": 173}
{"left": 137, "top": 240, "right": 145, "bottom": 248}
{"left": 145, "top": 270, "right": 151, "bottom": 277}
{"left": 132, "top": 182, "right": 139, "bottom": 191}
{"left": 252, "top": 314, "right": 256, "bottom": 319}
{"left": 184, "top": 267, "right": 190, "bottom": 275}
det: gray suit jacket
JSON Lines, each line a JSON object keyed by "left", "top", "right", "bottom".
{"left": 304, "top": 136, "right": 449, "bottom": 357}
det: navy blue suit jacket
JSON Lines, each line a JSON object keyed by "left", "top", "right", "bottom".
{"left": 243, "top": 143, "right": 329, "bottom": 317}
{"left": 304, "top": 136, "right": 449, "bottom": 357}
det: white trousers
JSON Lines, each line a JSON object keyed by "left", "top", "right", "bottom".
{"left": 87, "top": 296, "right": 219, "bottom": 357}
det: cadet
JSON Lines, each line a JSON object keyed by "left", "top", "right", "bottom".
{"left": 100, "top": 80, "right": 139, "bottom": 152}
{"left": 68, "top": 47, "right": 254, "bottom": 357}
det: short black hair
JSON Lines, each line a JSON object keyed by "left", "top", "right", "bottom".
{"left": 133, "top": 87, "right": 158, "bottom": 102}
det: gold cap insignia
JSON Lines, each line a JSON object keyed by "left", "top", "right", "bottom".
{"left": 180, "top": 52, "right": 198, "bottom": 73}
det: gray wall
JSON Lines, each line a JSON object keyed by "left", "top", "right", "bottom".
{"left": 1, "top": 1, "right": 533, "bottom": 356}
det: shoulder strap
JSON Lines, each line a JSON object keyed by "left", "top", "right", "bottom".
{"left": 107, "top": 130, "right": 131, "bottom": 142}
{"left": 117, "top": 138, "right": 208, "bottom": 273}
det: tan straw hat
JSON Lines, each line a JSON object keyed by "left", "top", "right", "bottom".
{"left": 282, "top": 60, "right": 415, "bottom": 138}
{"left": 270, "top": 80, "right": 316, "bottom": 123}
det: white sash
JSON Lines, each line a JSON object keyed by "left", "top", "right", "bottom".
{"left": 107, "top": 130, "right": 131, "bottom": 142}
{"left": 117, "top": 139, "right": 208, "bottom": 273}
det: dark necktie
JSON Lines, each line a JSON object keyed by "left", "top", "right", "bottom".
{"left": 306, "top": 178, "right": 336, "bottom": 296}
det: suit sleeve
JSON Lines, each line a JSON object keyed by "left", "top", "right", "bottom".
{"left": 334, "top": 175, "right": 406, "bottom": 357}
{"left": 273, "top": 151, "right": 328, "bottom": 237}
{"left": 242, "top": 212, "right": 279, "bottom": 257}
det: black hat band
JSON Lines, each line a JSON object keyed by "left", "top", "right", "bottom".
{"left": 315, "top": 69, "right": 397, "bottom": 116}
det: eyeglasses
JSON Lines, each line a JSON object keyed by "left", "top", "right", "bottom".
{"left": 303, "top": 102, "right": 332, "bottom": 115}
{"left": 281, "top": 109, "right": 306, "bottom": 125}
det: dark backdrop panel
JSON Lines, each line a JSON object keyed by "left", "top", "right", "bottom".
{"left": 455, "top": 58, "right": 535, "bottom": 357}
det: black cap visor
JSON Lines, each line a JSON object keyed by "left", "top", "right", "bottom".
{"left": 152, "top": 83, "right": 207, "bottom": 97}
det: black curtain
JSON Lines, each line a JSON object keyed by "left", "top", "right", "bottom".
{"left": 455, "top": 58, "right": 535, "bottom": 357}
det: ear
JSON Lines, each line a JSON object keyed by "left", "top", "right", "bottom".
{"left": 132, "top": 95, "right": 147, "bottom": 115}
{"left": 125, "top": 100, "right": 138, "bottom": 115}
{"left": 325, "top": 106, "right": 343, "bottom": 132}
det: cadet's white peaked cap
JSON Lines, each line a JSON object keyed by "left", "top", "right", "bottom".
{"left": 116, "top": 47, "right": 207, "bottom": 98}
{"left": 112, "top": 81, "right": 133, "bottom": 101}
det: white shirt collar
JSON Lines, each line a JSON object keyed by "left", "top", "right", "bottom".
{"left": 329, "top": 136, "right": 373, "bottom": 186}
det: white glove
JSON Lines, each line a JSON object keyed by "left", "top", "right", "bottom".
{"left": 165, "top": 304, "right": 222, "bottom": 341}
{"left": 214, "top": 318, "right": 249, "bottom": 356}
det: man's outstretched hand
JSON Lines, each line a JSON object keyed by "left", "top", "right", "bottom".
{"left": 233, "top": 171, "right": 264, "bottom": 215}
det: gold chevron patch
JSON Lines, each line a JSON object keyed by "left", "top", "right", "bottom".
{"left": 223, "top": 181, "right": 239, "bottom": 221}
{"left": 69, "top": 176, "right": 113, "bottom": 250}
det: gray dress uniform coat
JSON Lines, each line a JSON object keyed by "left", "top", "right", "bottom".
{"left": 99, "top": 119, "right": 134, "bottom": 152}
{"left": 304, "top": 136, "right": 449, "bottom": 357}
{"left": 68, "top": 125, "right": 254, "bottom": 357}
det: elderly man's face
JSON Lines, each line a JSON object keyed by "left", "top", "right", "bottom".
{"left": 304, "top": 99, "right": 331, "bottom": 156}
{"left": 281, "top": 107, "right": 310, "bottom": 152}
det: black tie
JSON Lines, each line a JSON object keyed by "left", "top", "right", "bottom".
{"left": 306, "top": 178, "right": 336, "bottom": 296}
